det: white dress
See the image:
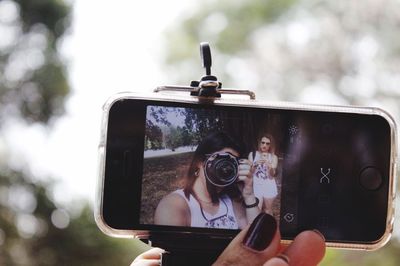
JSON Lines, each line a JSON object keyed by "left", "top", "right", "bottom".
{"left": 251, "top": 152, "right": 278, "bottom": 200}
{"left": 173, "top": 189, "right": 239, "bottom": 229}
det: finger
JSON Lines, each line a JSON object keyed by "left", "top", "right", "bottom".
{"left": 239, "top": 159, "right": 251, "bottom": 165}
{"left": 238, "top": 171, "right": 251, "bottom": 179}
{"left": 130, "top": 259, "right": 161, "bottom": 266}
{"left": 237, "top": 176, "right": 247, "bottom": 183}
{"left": 214, "top": 213, "right": 280, "bottom": 266}
{"left": 239, "top": 164, "right": 251, "bottom": 171}
{"left": 237, "top": 173, "right": 253, "bottom": 194}
{"left": 238, "top": 162, "right": 252, "bottom": 179}
{"left": 133, "top": 247, "right": 165, "bottom": 262}
{"left": 282, "top": 230, "right": 325, "bottom": 266}
{"left": 263, "top": 255, "right": 290, "bottom": 266}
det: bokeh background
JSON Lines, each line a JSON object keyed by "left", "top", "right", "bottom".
{"left": 1, "top": 0, "right": 399, "bottom": 265}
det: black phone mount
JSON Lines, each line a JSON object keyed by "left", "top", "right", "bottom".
{"left": 189, "top": 42, "right": 222, "bottom": 98}
{"left": 154, "top": 42, "right": 256, "bottom": 100}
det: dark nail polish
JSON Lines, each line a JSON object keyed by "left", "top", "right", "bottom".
{"left": 242, "top": 213, "right": 277, "bottom": 251}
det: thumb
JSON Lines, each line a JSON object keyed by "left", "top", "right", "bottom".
{"left": 213, "top": 213, "right": 280, "bottom": 266}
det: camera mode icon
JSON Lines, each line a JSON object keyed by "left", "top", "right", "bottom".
{"left": 320, "top": 168, "right": 331, "bottom": 184}
{"left": 283, "top": 213, "right": 295, "bottom": 223}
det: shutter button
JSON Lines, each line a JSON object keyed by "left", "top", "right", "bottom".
{"left": 359, "top": 167, "right": 383, "bottom": 191}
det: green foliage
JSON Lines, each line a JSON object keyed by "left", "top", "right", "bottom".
{"left": 146, "top": 106, "right": 226, "bottom": 150}
{"left": 145, "top": 120, "right": 164, "bottom": 149}
{"left": 321, "top": 239, "right": 400, "bottom": 266}
{"left": 0, "top": 0, "right": 71, "bottom": 124}
{"left": 179, "top": 126, "right": 193, "bottom": 147}
{"left": 17, "top": 0, "right": 70, "bottom": 38}
{"left": 22, "top": 61, "right": 69, "bottom": 123}
{"left": 165, "top": 126, "right": 181, "bottom": 150}
{"left": 164, "top": 0, "right": 296, "bottom": 65}
{"left": 147, "top": 105, "right": 275, "bottom": 153}
{"left": 163, "top": 126, "right": 196, "bottom": 150}
{"left": 0, "top": 169, "right": 148, "bottom": 265}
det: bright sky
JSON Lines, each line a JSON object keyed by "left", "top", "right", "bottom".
{"left": 3, "top": 1, "right": 197, "bottom": 206}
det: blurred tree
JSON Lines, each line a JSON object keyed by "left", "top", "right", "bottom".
{"left": 145, "top": 120, "right": 164, "bottom": 150}
{"left": 0, "top": 0, "right": 146, "bottom": 265}
{"left": 165, "top": 126, "right": 182, "bottom": 151}
{"left": 0, "top": 170, "right": 143, "bottom": 265}
{"left": 0, "top": 0, "right": 70, "bottom": 124}
{"left": 321, "top": 240, "right": 400, "bottom": 266}
{"left": 179, "top": 126, "right": 193, "bottom": 147}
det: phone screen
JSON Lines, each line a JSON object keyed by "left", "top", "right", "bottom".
{"left": 103, "top": 98, "right": 392, "bottom": 244}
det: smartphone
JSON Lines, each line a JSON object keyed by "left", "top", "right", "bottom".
{"left": 95, "top": 91, "right": 397, "bottom": 251}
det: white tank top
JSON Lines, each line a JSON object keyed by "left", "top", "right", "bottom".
{"left": 252, "top": 152, "right": 273, "bottom": 183}
{"left": 173, "top": 189, "right": 239, "bottom": 229}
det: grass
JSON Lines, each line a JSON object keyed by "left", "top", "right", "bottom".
{"left": 140, "top": 152, "right": 193, "bottom": 224}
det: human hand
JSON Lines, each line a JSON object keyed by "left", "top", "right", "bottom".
{"left": 130, "top": 213, "right": 325, "bottom": 266}
{"left": 130, "top": 247, "right": 165, "bottom": 266}
{"left": 213, "top": 213, "right": 326, "bottom": 266}
{"left": 237, "top": 159, "right": 254, "bottom": 197}
{"left": 254, "top": 157, "right": 268, "bottom": 164}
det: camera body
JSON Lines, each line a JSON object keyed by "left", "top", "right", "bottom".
{"left": 95, "top": 91, "right": 397, "bottom": 251}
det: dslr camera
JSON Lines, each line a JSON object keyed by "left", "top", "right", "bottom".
{"left": 204, "top": 152, "right": 240, "bottom": 187}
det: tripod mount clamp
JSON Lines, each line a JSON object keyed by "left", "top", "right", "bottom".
{"left": 154, "top": 42, "right": 256, "bottom": 100}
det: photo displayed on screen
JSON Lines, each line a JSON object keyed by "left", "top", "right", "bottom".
{"left": 139, "top": 105, "right": 297, "bottom": 230}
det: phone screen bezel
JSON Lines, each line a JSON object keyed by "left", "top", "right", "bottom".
{"left": 95, "top": 92, "right": 397, "bottom": 250}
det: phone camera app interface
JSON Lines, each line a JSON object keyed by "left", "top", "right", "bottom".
{"left": 140, "top": 105, "right": 285, "bottom": 230}
{"left": 137, "top": 103, "right": 390, "bottom": 242}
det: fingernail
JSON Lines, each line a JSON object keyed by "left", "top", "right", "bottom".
{"left": 242, "top": 213, "right": 277, "bottom": 251}
{"left": 275, "top": 254, "right": 290, "bottom": 264}
{"left": 312, "top": 229, "right": 326, "bottom": 241}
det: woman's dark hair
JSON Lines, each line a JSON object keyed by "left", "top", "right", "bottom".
{"left": 184, "top": 131, "right": 243, "bottom": 203}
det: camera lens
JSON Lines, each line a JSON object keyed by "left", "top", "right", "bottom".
{"left": 215, "top": 161, "right": 236, "bottom": 181}
{"left": 205, "top": 152, "right": 239, "bottom": 187}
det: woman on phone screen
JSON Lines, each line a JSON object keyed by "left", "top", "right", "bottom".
{"left": 248, "top": 134, "right": 278, "bottom": 214}
{"left": 154, "top": 131, "right": 260, "bottom": 229}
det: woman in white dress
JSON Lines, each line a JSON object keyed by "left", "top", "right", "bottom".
{"left": 248, "top": 134, "right": 278, "bottom": 215}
